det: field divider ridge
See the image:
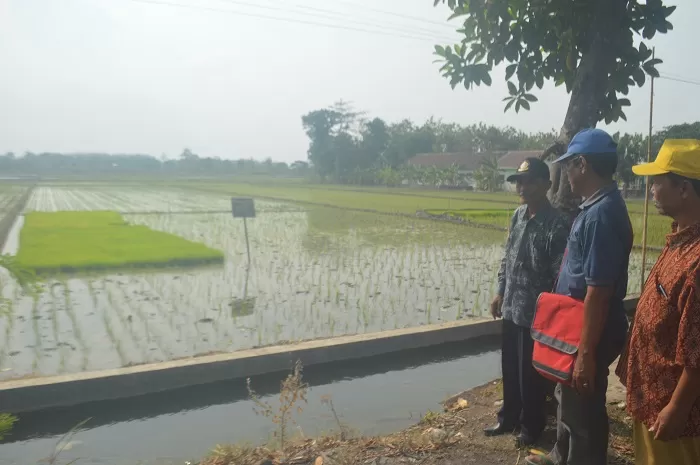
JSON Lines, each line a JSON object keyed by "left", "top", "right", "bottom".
{"left": 0, "top": 185, "right": 35, "bottom": 251}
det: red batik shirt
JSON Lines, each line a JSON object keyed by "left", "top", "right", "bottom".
{"left": 618, "top": 222, "right": 700, "bottom": 438}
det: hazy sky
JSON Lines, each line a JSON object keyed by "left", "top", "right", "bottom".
{"left": 1, "top": 0, "right": 698, "bottom": 163}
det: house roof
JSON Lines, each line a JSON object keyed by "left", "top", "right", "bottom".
{"left": 497, "top": 150, "right": 544, "bottom": 170}
{"left": 407, "top": 152, "right": 500, "bottom": 171}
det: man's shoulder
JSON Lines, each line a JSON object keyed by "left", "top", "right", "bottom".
{"left": 510, "top": 205, "right": 527, "bottom": 223}
{"left": 584, "top": 192, "right": 629, "bottom": 223}
{"left": 542, "top": 205, "right": 569, "bottom": 229}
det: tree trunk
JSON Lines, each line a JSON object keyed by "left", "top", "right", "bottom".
{"left": 542, "top": 0, "right": 629, "bottom": 222}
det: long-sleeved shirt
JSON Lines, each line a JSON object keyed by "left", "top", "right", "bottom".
{"left": 497, "top": 202, "right": 570, "bottom": 328}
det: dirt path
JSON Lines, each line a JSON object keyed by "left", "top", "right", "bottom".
{"left": 200, "top": 375, "right": 634, "bottom": 465}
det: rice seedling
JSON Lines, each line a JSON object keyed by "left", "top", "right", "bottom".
{"left": 3, "top": 184, "right": 661, "bottom": 379}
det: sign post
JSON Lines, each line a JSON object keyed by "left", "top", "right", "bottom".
{"left": 231, "top": 198, "right": 255, "bottom": 268}
{"left": 230, "top": 198, "right": 256, "bottom": 317}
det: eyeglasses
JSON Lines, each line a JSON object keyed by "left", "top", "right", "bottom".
{"left": 564, "top": 156, "right": 583, "bottom": 172}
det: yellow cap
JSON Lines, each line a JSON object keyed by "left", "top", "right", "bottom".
{"left": 632, "top": 139, "right": 700, "bottom": 180}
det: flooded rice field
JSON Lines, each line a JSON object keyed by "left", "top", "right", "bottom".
{"left": 0, "top": 186, "right": 650, "bottom": 380}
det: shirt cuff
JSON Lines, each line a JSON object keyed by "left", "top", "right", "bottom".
{"left": 585, "top": 277, "right": 616, "bottom": 287}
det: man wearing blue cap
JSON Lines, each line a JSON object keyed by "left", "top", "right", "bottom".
{"left": 526, "top": 128, "right": 633, "bottom": 465}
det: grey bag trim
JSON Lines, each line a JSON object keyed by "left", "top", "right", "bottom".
{"left": 532, "top": 360, "right": 572, "bottom": 382}
{"left": 531, "top": 329, "right": 579, "bottom": 355}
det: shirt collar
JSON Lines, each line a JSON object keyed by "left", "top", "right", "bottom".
{"left": 579, "top": 183, "right": 618, "bottom": 210}
{"left": 520, "top": 200, "right": 554, "bottom": 224}
{"left": 667, "top": 221, "right": 700, "bottom": 248}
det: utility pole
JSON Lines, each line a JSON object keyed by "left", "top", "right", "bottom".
{"left": 640, "top": 47, "right": 655, "bottom": 293}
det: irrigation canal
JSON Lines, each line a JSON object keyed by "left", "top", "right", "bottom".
{"left": 0, "top": 337, "right": 500, "bottom": 464}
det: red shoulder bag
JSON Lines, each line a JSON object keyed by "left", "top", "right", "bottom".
{"left": 530, "top": 250, "right": 584, "bottom": 385}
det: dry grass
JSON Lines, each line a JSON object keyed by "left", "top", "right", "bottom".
{"left": 200, "top": 378, "right": 634, "bottom": 465}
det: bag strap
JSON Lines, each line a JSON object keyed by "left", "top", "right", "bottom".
{"left": 552, "top": 248, "right": 568, "bottom": 293}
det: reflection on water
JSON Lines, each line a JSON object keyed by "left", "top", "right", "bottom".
{"left": 0, "top": 338, "right": 501, "bottom": 465}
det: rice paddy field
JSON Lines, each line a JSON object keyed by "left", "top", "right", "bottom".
{"left": 0, "top": 182, "right": 661, "bottom": 381}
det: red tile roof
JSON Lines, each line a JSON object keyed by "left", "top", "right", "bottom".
{"left": 497, "top": 151, "right": 544, "bottom": 169}
{"left": 407, "top": 152, "right": 501, "bottom": 171}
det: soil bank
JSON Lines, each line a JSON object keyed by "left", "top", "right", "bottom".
{"left": 202, "top": 360, "right": 633, "bottom": 465}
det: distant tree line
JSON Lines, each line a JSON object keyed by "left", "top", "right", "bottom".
{"left": 2, "top": 114, "right": 698, "bottom": 187}
{"left": 0, "top": 148, "right": 308, "bottom": 178}
{"left": 302, "top": 101, "right": 700, "bottom": 190}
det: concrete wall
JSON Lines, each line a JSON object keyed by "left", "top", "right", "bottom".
{"left": 0, "top": 296, "right": 640, "bottom": 414}
{"left": 0, "top": 318, "right": 501, "bottom": 413}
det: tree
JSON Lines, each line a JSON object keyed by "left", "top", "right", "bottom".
{"left": 301, "top": 101, "right": 365, "bottom": 182}
{"left": 615, "top": 132, "right": 645, "bottom": 196}
{"left": 359, "top": 117, "right": 390, "bottom": 168}
{"left": 472, "top": 157, "right": 504, "bottom": 192}
{"left": 433, "top": 0, "right": 675, "bottom": 214}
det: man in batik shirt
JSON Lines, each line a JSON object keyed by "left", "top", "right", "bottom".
{"left": 618, "top": 139, "right": 700, "bottom": 465}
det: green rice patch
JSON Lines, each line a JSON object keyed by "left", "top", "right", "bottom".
{"left": 425, "top": 208, "right": 513, "bottom": 229}
{"left": 427, "top": 208, "right": 672, "bottom": 248}
{"left": 17, "top": 211, "right": 224, "bottom": 274}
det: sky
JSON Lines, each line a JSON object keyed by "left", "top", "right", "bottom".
{"left": 0, "top": 0, "right": 698, "bottom": 163}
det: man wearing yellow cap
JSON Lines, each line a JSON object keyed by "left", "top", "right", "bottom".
{"left": 617, "top": 139, "right": 700, "bottom": 464}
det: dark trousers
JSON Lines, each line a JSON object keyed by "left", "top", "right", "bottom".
{"left": 549, "top": 338, "right": 624, "bottom": 465}
{"left": 550, "top": 368, "right": 610, "bottom": 465}
{"left": 497, "top": 319, "right": 548, "bottom": 439}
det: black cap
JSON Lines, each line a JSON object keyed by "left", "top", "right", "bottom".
{"left": 506, "top": 157, "right": 550, "bottom": 183}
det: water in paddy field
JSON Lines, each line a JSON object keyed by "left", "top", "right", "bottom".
{"left": 0, "top": 338, "right": 501, "bottom": 464}
{"left": 0, "top": 186, "right": 654, "bottom": 379}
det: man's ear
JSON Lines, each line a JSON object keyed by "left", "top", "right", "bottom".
{"left": 680, "top": 179, "right": 692, "bottom": 200}
{"left": 578, "top": 156, "right": 588, "bottom": 174}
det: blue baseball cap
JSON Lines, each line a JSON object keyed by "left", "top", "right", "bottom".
{"left": 553, "top": 128, "right": 618, "bottom": 164}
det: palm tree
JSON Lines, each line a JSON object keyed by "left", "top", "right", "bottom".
{"left": 473, "top": 157, "right": 504, "bottom": 192}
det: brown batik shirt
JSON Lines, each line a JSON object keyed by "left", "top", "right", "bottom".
{"left": 617, "top": 222, "right": 700, "bottom": 438}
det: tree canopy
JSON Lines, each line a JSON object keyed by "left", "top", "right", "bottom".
{"left": 433, "top": 0, "right": 673, "bottom": 123}
{"left": 300, "top": 102, "right": 700, "bottom": 191}
{"left": 432, "top": 0, "right": 676, "bottom": 211}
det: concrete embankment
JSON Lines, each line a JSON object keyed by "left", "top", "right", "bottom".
{"left": 0, "top": 295, "right": 640, "bottom": 415}
{"left": 0, "top": 318, "right": 500, "bottom": 413}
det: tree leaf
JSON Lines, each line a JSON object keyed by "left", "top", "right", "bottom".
{"left": 504, "top": 99, "right": 515, "bottom": 112}
{"left": 643, "top": 61, "right": 661, "bottom": 78}
{"left": 520, "top": 100, "right": 531, "bottom": 111}
{"left": 639, "top": 42, "right": 648, "bottom": 56}
{"left": 515, "top": 101, "right": 521, "bottom": 113}
{"left": 523, "top": 93, "right": 538, "bottom": 102}
{"left": 507, "top": 81, "right": 518, "bottom": 95}
{"left": 632, "top": 68, "right": 646, "bottom": 86}
{"left": 482, "top": 72, "right": 493, "bottom": 86}
{"left": 618, "top": 98, "right": 631, "bottom": 107}
{"left": 434, "top": 45, "right": 446, "bottom": 56}
{"left": 505, "top": 64, "right": 517, "bottom": 80}
{"left": 535, "top": 73, "right": 544, "bottom": 89}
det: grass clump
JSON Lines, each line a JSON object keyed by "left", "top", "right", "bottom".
{"left": 246, "top": 360, "right": 309, "bottom": 453}
{"left": 0, "top": 413, "right": 17, "bottom": 441}
{"left": 16, "top": 211, "right": 223, "bottom": 274}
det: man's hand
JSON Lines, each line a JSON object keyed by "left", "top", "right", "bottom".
{"left": 650, "top": 402, "right": 691, "bottom": 441}
{"left": 490, "top": 295, "right": 503, "bottom": 319}
{"left": 573, "top": 353, "right": 596, "bottom": 395}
